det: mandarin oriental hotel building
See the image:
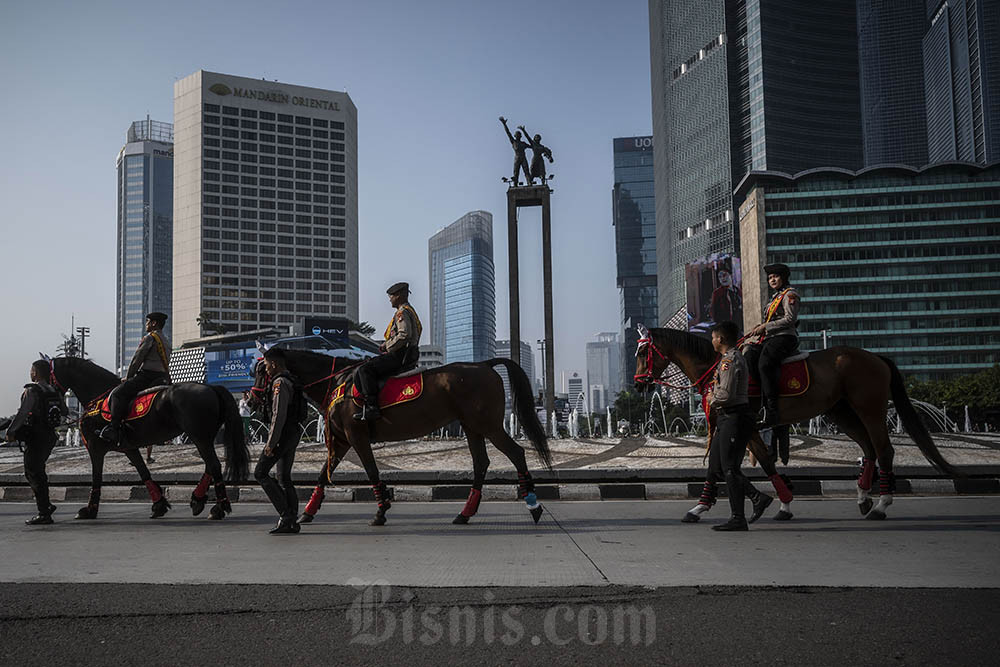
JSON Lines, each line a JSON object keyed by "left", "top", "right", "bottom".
{"left": 172, "top": 71, "right": 358, "bottom": 345}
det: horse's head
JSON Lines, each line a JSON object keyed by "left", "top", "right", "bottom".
{"left": 633, "top": 324, "right": 671, "bottom": 392}
{"left": 245, "top": 356, "right": 270, "bottom": 413}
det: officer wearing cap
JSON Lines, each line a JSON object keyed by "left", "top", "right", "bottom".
{"left": 745, "top": 263, "right": 800, "bottom": 427}
{"left": 100, "top": 312, "right": 172, "bottom": 444}
{"left": 353, "top": 282, "right": 423, "bottom": 421}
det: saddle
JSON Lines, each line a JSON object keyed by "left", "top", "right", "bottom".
{"left": 91, "top": 389, "right": 164, "bottom": 423}
{"left": 331, "top": 369, "right": 424, "bottom": 411}
{"left": 748, "top": 354, "right": 810, "bottom": 397}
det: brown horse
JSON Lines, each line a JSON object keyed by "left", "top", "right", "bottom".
{"left": 248, "top": 348, "right": 552, "bottom": 526}
{"left": 633, "top": 325, "right": 960, "bottom": 519}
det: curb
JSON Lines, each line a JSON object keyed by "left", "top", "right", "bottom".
{"left": 2, "top": 478, "right": 998, "bottom": 503}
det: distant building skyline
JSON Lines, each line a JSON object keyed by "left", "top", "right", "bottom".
{"left": 586, "top": 331, "right": 621, "bottom": 412}
{"left": 116, "top": 118, "right": 174, "bottom": 372}
{"left": 428, "top": 210, "right": 496, "bottom": 363}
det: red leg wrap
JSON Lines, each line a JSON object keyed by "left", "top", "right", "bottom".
{"left": 460, "top": 488, "right": 483, "bottom": 517}
{"left": 879, "top": 469, "right": 895, "bottom": 495}
{"left": 194, "top": 472, "right": 212, "bottom": 499}
{"left": 304, "top": 486, "right": 325, "bottom": 516}
{"left": 144, "top": 480, "right": 163, "bottom": 502}
{"left": 858, "top": 458, "right": 876, "bottom": 491}
{"left": 698, "top": 481, "right": 717, "bottom": 506}
{"left": 768, "top": 474, "right": 794, "bottom": 503}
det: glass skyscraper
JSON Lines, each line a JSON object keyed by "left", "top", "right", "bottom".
{"left": 923, "top": 0, "right": 1000, "bottom": 164}
{"left": 858, "top": 0, "right": 929, "bottom": 167}
{"left": 737, "top": 163, "right": 1000, "bottom": 380}
{"left": 429, "top": 211, "right": 496, "bottom": 363}
{"left": 613, "top": 136, "right": 656, "bottom": 391}
{"left": 648, "top": 0, "right": 863, "bottom": 322}
{"left": 116, "top": 118, "right": 173, "bottom": 372}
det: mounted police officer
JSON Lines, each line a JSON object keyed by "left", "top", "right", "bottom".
{"left": 706, "top": 321, "right": 772, "bottom": 531}
{"left": 745, "top": 263, "right": 800, "bottom": 428}
{"left": 100, "top": 312, "right": 171, "bottom": 444}
{"left": 5, "top": 360, "right": 68, "bottom": 525}
{"left": 353, "top": 282, "right": 422, "bottom": 422}
{"left": 254, "top": 346, "right": 307, "bottom": 534}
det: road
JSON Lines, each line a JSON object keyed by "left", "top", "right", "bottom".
{"left": 1, "top": 498, "right": 997, "bottom": 664}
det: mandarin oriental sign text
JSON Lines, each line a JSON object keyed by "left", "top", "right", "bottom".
{"left": 228, "top": 86, "right": 341, "bottom": 111}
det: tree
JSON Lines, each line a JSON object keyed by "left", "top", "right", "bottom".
{"left": 348, "top": 320, "right": 377, "bottom": 337}
{"left": 906, "top": 365, "right": 1000, "bottom": 428}
{"left": 197, "top": 312, "right": 227, "bottom": 336}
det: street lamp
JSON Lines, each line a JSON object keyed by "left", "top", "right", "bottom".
{"left": 76, "top": 326, "right": 91, "bottom": 358}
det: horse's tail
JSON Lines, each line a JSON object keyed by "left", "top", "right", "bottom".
{"left": 210, "top": 384, "right": 250, "bottom": 483}
{"left": 487, "top": 358, "right": 553, "bottom": 471}
{"left": 878, "top": 355, "right": 962, "bottom": 478}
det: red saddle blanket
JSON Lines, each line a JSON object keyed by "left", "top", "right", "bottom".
{"left": 748, "top": 359, "right": 810, "bottom": 397}
{"left": 330, "top": 374, "right": 424, "bottom": 410}
{"left": 93, "top": 391, "right": 160, "bottom": 422}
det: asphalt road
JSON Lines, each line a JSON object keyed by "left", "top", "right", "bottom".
{"left": 1, "top": 498, "right": 997, "bottom": 664}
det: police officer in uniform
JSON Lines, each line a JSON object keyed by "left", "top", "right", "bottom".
{"left": 5, "top": 360, "right": 68, "bottom": 525}
{"left": 100, "top": 312, "right": 171, "bottom": 444}
{"left": 353, "top": 282, "right": 422, "bottom": 422}
{"left": 254, "top": 347, "right": 307, "bottom": 534}
{"left": 745, "top": 263, "right": 800, "bottom": 427}
{"left": 706, "top": 321, "right": 772, "bottom": 531}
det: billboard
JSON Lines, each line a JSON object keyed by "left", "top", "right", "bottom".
{"left": 302, "top": 317, "right": 349, "bottom": 345}
{"left": 206, "top": 357, "right": 256, "bottom": 389}
{"left": 685, "top": 253, "right": 743, "bottom": 336}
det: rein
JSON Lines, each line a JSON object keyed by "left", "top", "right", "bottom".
{"left": 634, "top": 332, "right": 753, "bottom": 394}
{"left": 305, "top": 358, "right": 364, "bottom": 411}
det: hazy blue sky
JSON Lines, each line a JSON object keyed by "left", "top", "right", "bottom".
{"left": 0, "top": 0, "right": 652, "bottom": 413}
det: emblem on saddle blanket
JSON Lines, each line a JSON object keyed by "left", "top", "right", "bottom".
{"left": 91, "top": 392, "right": 159, "bottom": 422}
{"left": 748, "top": 360, "right": 810, "bottom": 397}
{"left": 330, "top": 374, "right": 424, "bottom": 410}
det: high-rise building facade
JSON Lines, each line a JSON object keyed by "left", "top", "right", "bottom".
{"left": 613, "top": 136, "right": 657, "bottom": 391}
{"left": 858, "top": 0, "right": 929, "bottom": 167}
{"left": 428, "top": 211, "right": 496, "bottom": 363}
{"left": 923, "top": 0, "right": 1000, "bottom": 164}
{"left": 496, "top": 339, "right": 535, "bottom": 414}
{"left": 116, "top": 118, "right": 174, "bottom": 371}
{"left": 648, "top": 0, "right": 862, "bottom": 322}
{"left": 586, "top": 332, "right": 622, "bottom": 412}
{"left": 172, "top": 71, "right": 358, "bottom": 345}
{"left": 737, "top": 162, "right": 1000, "bottom": 380}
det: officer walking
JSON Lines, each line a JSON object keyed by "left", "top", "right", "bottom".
{"left": 745, "top": 263, "right": 800, "bottom": 427}
{"left": 254, "top": 347, "right": 306, "bottom": 534}
{"left": 706, "top": 321, "right": 772, "bottom": 532}
{"left": 100, "top": 312, "right": 171, "bottom": 444}
{"left": 353, "top": 282, "right": 422, "bottom": 422}
{"left": 5, "top": 360, "right": 68, "bottom": 525}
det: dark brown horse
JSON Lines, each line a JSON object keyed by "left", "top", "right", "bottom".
{"left": 633, "top": 326, "right": 960, "bottom": 519}
{"left": 248, "top": 348, "right": 552, "bottom": 526}
{"left": 50, "top": 356, "right": 250, "bottom": 521}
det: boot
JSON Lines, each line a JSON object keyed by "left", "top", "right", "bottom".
{"left": 269, "top": 517, "right": 301, "bottom": 534}
{"left": 352, "top": 398, "right": 381, "bottom": 422}
{"left": 26, "top": 504, "right": 56, "bottom": 525}
{"left": 749, "top": 493, "right": 773, "bottom": 524}
{"left": 712, "top": 516, "right": 749, "bottom": 531}
{"left": 98, "top": 420, "right": 121, "bottom": 445}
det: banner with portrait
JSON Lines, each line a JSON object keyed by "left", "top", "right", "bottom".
{"left": 685, "top": 254, "right": 743, "bottom": 337}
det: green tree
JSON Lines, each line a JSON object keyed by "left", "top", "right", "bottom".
{"left": 348, "top": 320, "right": 377, "bottom": 337}
{"left": 197, "top": 312, "right": 227, "bottom": 336}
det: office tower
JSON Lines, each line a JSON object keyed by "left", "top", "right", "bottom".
{"left": 586, "top": 332, "right": 622, "bottom": 412}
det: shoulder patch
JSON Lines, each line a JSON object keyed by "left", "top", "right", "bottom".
{"left": 720, "top": 360, "right": 731, "bottom": 371}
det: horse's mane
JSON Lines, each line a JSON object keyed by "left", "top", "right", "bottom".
{"left": 650, "top": 327, "right": 716, "bottom": 363}
{"left": 56, "top": 355, "right": 119, "bottom": 383}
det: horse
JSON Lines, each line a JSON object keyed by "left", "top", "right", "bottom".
{"left": 633, "top": 326, "right": 960, "bottom": 520}
{"left": 246, "top": 347, "right": 552, "bottom": 526}
{"left": 49, "top": 356, "right": 250, "bottom": 520}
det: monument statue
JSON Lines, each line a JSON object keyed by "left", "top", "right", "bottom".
{"left": 518, "top": 124, "right": 554, "bottom": 186}
{"left": 499, "top": 116, "right": 532, "bottom": 186}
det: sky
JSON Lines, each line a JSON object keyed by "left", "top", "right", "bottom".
{"left": 0, "top": 0, "right": 652, "bottom": 414}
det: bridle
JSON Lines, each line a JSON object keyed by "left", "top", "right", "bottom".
{"left": 634, "top": 335, "right": 719, "bottom": 393}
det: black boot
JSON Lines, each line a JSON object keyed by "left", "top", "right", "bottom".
{"left": 98, "top": 420, "right": 121, "bottom": 444}
{"left": 269, "top": 517, "right": 301, "bottom": 534}
{"left": 25, "top": 504, "right": 56, "bottom": 525}
{"left": 352, "top": 399, "right": 381, "bottom": 422}
{"left": 749, "top": 493, "right": 773, "bottom": 524}
{"left": 712, "top": 516, "right": 749, "bottom": 531}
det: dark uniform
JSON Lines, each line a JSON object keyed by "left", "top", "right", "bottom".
{"left": 707, "top": 347, "right": 770, "bottom": 531}
{"left": 254, "top": 355, "right": 306, "bottom": 533}
{"left": 7, "top": 374, "right": 67, "bottom": 524}
{"left": 354, "top": 282, "right": 422, "bottom": 421}
{"left": 102, "top": 312, "right": 171, "bottom": 444}
{"left": 744, "top": 263, "right": 800, "bottom": 426}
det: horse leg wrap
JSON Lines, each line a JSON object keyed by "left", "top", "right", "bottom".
{"left": 88, "top": 487, "right": 101, "bottom": 512}
{"left": 878, "top": 469, "right": 896, "bottom": 495}
{"left": 460, "top": 488, "right": 483, "bottom": 518}
{"left": 193, "top": 472, "right": 212, "bottom": 500}
{"left": 213, "top": 482, "right": 229, "bottom": 501}
{"left": 517, "top": 471, "right": 535, "bottom": 498}
{"left": 373, "top": 482, "right": 391, "bottom": 512}
{"left": 858, "top": 457, "right": 876, "bottom": 491}
{"left": 304, "top": 486, "right": 325, "bottom": 516}
{"left": 144, "top": 480, "right": 163, "bottom": 503}
{"left": 768, "top": 474, "right": 794, "bottom": 504}
{"left": 698, "top": 481, "right": 718, "bottom": 507}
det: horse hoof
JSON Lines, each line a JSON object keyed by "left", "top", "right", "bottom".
{"left": 681, "top": 512, "right": 701, "bottom": 523}
{"left": 299, "top": 513, "right": 314, "bottom": 524}
{"left": 773, "top": 510, "right": 794, "bottom": 521}
{"left": 530, "top": 505, "right": 544, "bottom": 524}
{"left": 370, "top": 515, "right": 387, "bottom": 526}
{"left": 150, "top": 499, "right": 172, "bottom": 519}
{"left": 75, "top": 507, "right": 97, "bottom": 520}
{"left": 190, "top": 497, "right": 206, "bottom": 516}
{"left": 453, "top": 514, "right": 470, "bottom": 525}
{"left": 208, "top": 504, "right": 226, "bottom": 520}
{"left": 858, "top": 498, "right": 874, "bottom": 515}
{"left": 865, "top": 508, "right": 886, "bottom": 521}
